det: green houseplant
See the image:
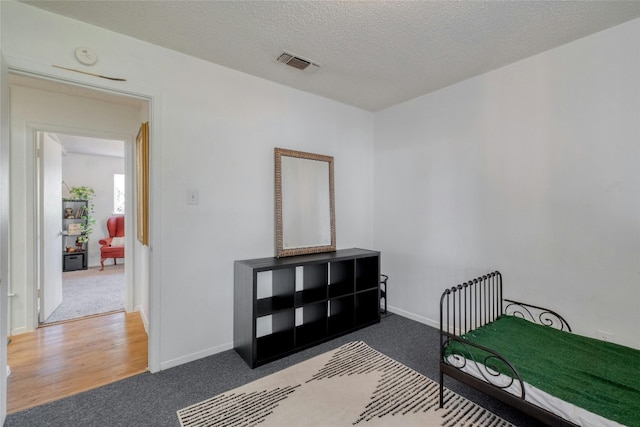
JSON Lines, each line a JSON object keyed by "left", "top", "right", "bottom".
{"left": 64, "top": 186, "right": 96, "bottom": 244}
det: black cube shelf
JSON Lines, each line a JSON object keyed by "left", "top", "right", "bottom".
{"left": 234, "top": 248, "right": 380, "bottom": 368}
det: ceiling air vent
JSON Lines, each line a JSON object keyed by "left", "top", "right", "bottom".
{"left": 276, "top": 51, "right": 321, "bottom": 74}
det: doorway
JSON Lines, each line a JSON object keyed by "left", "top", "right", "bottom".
{"left": 37, "top": 131, "right": 128, "bottom": 326}
{"left": 6, "top": 72, "right": 152, "bottom": 411}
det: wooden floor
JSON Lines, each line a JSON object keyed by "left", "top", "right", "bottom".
{"left": 7, "top": 311, "right": 148, "bottom": 414}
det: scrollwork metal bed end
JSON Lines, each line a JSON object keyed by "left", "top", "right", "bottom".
{"left": 438, "top": 271, "right": 578, "bottom": 426}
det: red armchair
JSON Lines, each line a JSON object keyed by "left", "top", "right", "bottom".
{"left": 99, "top": 215, "right": 125, "bottom": 271}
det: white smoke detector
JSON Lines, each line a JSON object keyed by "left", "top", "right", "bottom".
{"left": 74, "top": 47, "right": 98, "bottom": 66}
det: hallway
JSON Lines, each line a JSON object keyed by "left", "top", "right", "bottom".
{"left": 7, "top": 311, "right": 148, "bottom": 414}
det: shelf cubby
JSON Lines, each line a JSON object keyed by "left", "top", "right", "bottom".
{"left": 328, "top": 295, "right": 355, "bottom": 335}
{"left": 356, "top": 256, "right": 379, "bottom": 292}
{"left": 295, "top": 263, "right": 327, "bottom": 306}
{"left": 355, "top": 289, "right": 380, "bottom": 327}
{"left": 329, "top": 260, "right": 354, "bottom": 298}
{"left": 255, "top": 310, "right": 295, "bottom": 363}
{"left": 256, "top": 269, "right": 295, "bottom": 316}
{"left": 295, "top": 301, "right": 328, "bottom": 347}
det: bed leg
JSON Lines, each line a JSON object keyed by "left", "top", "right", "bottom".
{"left": 439, "top": 372, "right": 444, "bottom": 408}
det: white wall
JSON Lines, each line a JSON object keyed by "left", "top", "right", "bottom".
{"left": 374, "top": 19, "right": 640, "bottom": 349}
{"left": 2, "top": 2, "right": 374, "bottom": 368}
{"left": 62, "top": 151, "right": 125, "bottom": 268}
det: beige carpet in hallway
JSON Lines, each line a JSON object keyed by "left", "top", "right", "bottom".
{"left": 44, "top": 264, "right": 125, "bottom": 324}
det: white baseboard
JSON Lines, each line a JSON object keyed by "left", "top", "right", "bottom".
{"left": 10, "top": 327, "right": 27, "bottom": 336}
{"left": 134, "top": 305, "right": 149, "bottom": 335}
{"left": 160, "top": 341, "right": 233, "bottom": 371}
{"left": 157, "top": 308, "right": 436, "bottom": 372}
{"left": 387, "top": 305, "right": 439, "bottom": 329}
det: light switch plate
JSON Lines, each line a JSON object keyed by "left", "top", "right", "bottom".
{"left": 187, "top": 188, "right": 199, "bottom": 205}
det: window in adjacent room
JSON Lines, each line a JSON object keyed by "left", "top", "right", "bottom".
{"left": 114, "top": 173, "right": 125, "bottom": 214}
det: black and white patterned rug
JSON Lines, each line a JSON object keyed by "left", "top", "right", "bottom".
{"left": 177, "top": 341, "right": 514, "bottom": 427}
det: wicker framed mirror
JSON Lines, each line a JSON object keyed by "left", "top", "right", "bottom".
{"left": 275, "top": 148, "right": 336, "bottom": 257}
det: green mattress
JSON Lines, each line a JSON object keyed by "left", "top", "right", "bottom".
{"left": 446, "top": 315, "right": 640, "bottom": 426}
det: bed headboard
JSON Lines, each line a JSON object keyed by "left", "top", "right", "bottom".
{"left": 438, "top": 271, "right": 525, "bottom": 401}
{"left": 439, "top": 271, "right": 572, "bottom": 338}
{"left": 439, "top": 271, "right": 503, "bottom": 338}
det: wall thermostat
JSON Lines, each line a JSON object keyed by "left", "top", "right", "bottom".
{"left": 74, "top": 47, "right": 98, "bottom": 66}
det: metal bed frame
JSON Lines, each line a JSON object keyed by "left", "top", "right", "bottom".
{"left": 439, "top": 271, "right": 578, "bottom": 427}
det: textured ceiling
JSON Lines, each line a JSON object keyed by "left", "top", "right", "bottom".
{"left": 21, "top": 1, "right": 640, "bottom": 111}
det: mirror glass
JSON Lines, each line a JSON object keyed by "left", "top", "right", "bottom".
{"left": 275, "top": 148, "right": 335, "bottom": 257}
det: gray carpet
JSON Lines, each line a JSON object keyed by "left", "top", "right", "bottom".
{"left": 5, "top": 313, "right": 545, "bottom": 427}
{"left": 44, "top": 265, "right": 125, "bottom": 324}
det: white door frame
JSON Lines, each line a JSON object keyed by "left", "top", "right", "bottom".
{"left": 0, "top": 52, "right": 12, "bottom": 425}
{"left": 33, "top": 127, "right": 136, "bottom": 326}
{"left": 4, "top": 55, "right": 162, "bottom": 375}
